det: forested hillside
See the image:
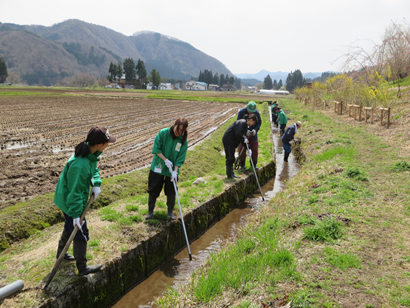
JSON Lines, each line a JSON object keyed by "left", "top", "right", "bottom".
{"left": 0, "top": 19, "right": 233, "bottom": 85}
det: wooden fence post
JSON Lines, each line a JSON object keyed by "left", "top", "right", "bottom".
{"left": 387, "top": 107, "right": 390, "bottom": 128}
{"left": 380, "top": 107, "right": 384, "bottom": 126}
{"left": 359, "top": 103, "right": 362, "bottom": 121}
{"left": 371, "top": 107, "right": 374, "bottom": 124}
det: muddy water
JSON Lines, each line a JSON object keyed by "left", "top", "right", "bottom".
{"left": 112, "top": 126, "right": 300, "bottom": 308}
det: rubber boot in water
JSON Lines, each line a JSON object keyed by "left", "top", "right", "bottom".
{"left": 73, "top": 240, "right": 102, "bottom": 276}
{"left": 284, "top": 152, "right": 290, "bottom": 162}
{"left": 56, "top": 228, "right": 75, "bottom": 261}
{"left": 145, "top": 194, "right": 156, "bottom": 219}
{"left": 167, "top": 194, "right": 176, "bottom": 220}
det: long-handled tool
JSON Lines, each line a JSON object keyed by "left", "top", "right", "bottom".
{"left": 234, "top": 146, "right": 245, "bottom": 170}
{"left": 43, "top": 193, "right": 95, "bottom": 290}
{"left": 172, "top": 180, "right": 192, "bottom": 261}
{"left": 245, "top": 143, "right": 265, "bottom": 201}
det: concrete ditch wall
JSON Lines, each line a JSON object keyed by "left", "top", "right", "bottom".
{"left": 38, "top": 161, "right": 276, "bottom": 308}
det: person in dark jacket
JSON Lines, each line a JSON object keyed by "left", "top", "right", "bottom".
{"left": 237, "top": 101, "right": 262, "bottom": 170}
{"left": 146, "top": 118, "right": 189, "bottom": 220}
{"left": 271, "top": 101, "right": 279, "bottom": 126}
{"left": 281, "top": 121, "right": 302, "bottom": 162}
{"left": 222, "top": 114, "right": 258, "bottom": 179}
{"left": 54, "top": 126, "right": 116, "bottom": 276}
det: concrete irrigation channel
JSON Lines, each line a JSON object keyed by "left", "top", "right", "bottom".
{"left": 112, "top": 127, "right": 300, "bottom": 308}
{"left": 32, "top": 123, "right": 299, "bottom": 308}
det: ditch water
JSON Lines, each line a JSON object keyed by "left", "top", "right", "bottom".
{"left": 112, "top": 126, "right": 300, "bottom": 308}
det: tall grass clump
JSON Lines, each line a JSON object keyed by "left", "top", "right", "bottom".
{"left": 343, "top": 167, "right": 369, "bottom": 181}
{"left": 392, "top": 161, "right": 410, "bottom": 172}
{"left": 303, "top": 216, "right": 344, "bottom": 242}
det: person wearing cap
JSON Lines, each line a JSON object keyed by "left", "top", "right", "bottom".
{"left": 271, "top": 101, "right": 279, "bottom": 126}
{"left": 275, "top": 107, "right": 288, "bottom": 136}
{"left": 147, "top": 117, "right": 189, "bottom": 220}
{"left": 222, "top": 114, "right": 258, "bottom": 179}
{"left": 237, "top": 101, "right": 262, "bottom": 170}
{"left": 281, "top": 121, "right": 302, "bottom": 162}
{"left": 54, "top": 126, "right": 116, "bottom": 276}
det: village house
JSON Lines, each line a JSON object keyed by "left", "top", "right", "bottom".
{"left": 208, "top": 84, "right": 220, "bottom": 91}
{"left": 219, "top": 83, "right": 236, "bottom": 92}
{"left": 185, "top": 80, "right": 207, "bottom": 91}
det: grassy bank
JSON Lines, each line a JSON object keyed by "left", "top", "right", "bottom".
{"left": 0, "top": 102, "right": 272, "bottom": 307}
{"left": 156, "top": 97, "right": 410, "bottom": 308}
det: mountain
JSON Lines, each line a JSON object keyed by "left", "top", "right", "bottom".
{"left": 235, "top": 70, "right": 323, "bottom": 83}
{"left": 0, "top": 19, "right": 233, "bottom": 85}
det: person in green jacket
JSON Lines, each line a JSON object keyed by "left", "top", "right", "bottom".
{"left": 276, "top": 107, "right": 288, "bottom": 136}
{"left": 146, "top": 117, "right": 189, "bottom": 220}
{"left": 54, "top": 126, "right": 116, "bottom": 276}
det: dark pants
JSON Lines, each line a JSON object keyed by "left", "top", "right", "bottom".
{"left": 272, "top": 113, "right": 278, "bottom": 125}
{"left": 223, "top": 142, "right": 236, "bottom": 167}
{"left": 148, "top": 169, "right": 176, "bottom": 198}
{"left": 238, "top": 139, "right": 259, "bottom": 167}
{"left": 63, "top": 212, "right": 89, "bottom": 242}
{"left": 280, "top": 124, "right": 286, "bottom": 136}
{"left": 283, "top": 143, "right": 292, "bottom": 154}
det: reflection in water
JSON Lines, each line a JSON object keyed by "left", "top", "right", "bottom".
{"left": 113, "top": 125, "right": 300, "bottom": 308}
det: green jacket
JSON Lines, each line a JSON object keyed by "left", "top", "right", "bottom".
{"left": 54, "top": 151, "right": 102, "bottom": 218}
{"left": 276, "top": 110, "right": 288, "bottom": 125}
{"left": 150, "top": 127, "right": 188, "bottom": 177}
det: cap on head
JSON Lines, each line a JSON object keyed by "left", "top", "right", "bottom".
{"left": 296, "top": 121, "right": 302, "bottom": 127}
{"left": 87, "top": 126, "right": 116, "bottom": 145}
{"left": 247, "top": 101, "right": 257, "bottom": 113}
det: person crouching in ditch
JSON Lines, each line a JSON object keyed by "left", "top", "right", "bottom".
{"left": 146, "top": 117, "right": 188, "bottom": 220}
{"left": 281, "top": 121, "right": 302, "bottom": 162}
{"left": 54, "top": 126, "right": 116, "bottom": 276}
{"left": 222, "top": 114, "right": 258, "bottom": 179}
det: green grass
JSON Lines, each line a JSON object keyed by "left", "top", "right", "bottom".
{"left": 303, "top": 217, "right": 345, "bottom": 243}
{"left": 324, "top": 247, "right": 361, "bottom": 270}
{"left": 146, "top": 93, "right": 264, "bottom": 104}
{"left": 0, "top": 91, "right": 70, "bottom": 97}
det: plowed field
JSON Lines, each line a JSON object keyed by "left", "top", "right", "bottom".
{"left": 0, "top": 94, "right": 242, "bottom": 207}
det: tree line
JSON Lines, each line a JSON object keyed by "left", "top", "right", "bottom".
{"left": 0, "top": 57, "right": 8, "bottom": 83}
{"left": 198, "top": 69, "right": 242, "bottom": 89}
{"left": 108, "top": 58, "right": 163, "bottom": 89}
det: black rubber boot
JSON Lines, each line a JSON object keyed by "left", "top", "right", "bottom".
{"left": 145, "top": 194, "right": 156, "bottom": 220}
{"left": 239, "top": 162, "right": 245, "bottom": 171}
{"left": 73, "top": 240, "right": 102, "bottom": 276}
{"left": 226, "top": 166, "right": 239, "bottom": 179}
{"left": 284, "top": 152, "right": 290, "bottom": 162}
{"left": 56, "top": 228, "right": 75, "bottom": 261}
{"left": 167, "top": 194, "right": 176, "bottom": 220}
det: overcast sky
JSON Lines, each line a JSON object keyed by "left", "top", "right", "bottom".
{"left": 1, "top": 0, "right": 409, "bottom": 75}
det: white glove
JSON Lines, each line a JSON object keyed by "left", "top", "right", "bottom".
{"left": 171, "top": 171, "right": 178, "bottom": 182}
{"left": 243, "top": 137, "right": 249, "bottom": 144}
{"left": 251, "top": 129, "right": 256, "bottom": 136}
{"left": 73, "top": 218, "right": 82, "bottom": 231}
{"left": 165, "top": 159, "right": 173, "bottom": 169}
{"left": 91, "top": 186, "right": 101, "bottom": 199}
{"left": 248, "top": 149, "right": 252, "bottom": 158}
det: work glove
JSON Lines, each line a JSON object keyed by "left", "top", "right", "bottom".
{"left": 251, "top": 129, "right": 256, "bottom": 136}
{"left": 289, "top": 140, "right": 295, "bottom": 145}
{"left": 91, "top": 186, "right": 101, "bottom": 199}
{"left": 243, "top": 137, "right": 249, "bottom": 144}
{"left": 246, "top": 130, "right": 252, "bottom": 137}
{"left": 73, "top": 217, "right": 82, "bottom": 231}
{"left": 171, "top": 171, "right": 178, "bottom": 183}
{"left": 165, "top": 159, "right": 173, "bottom": 169}
{"left": 248, "top": 149, "right": 252, "bottom": 158}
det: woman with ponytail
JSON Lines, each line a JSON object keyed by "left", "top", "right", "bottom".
{"left": 146, "top": 117, "right": 188, "bottom": 220}
{"left": 54, "top": 126, "right": 116, "bottom": 276}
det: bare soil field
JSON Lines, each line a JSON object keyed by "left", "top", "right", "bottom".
{"left": 0, "top": 91, "right": 243, "bottom": 208}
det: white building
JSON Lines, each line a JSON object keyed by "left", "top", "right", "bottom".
{"left": 158, "top": 83, "right": 173, "bottom": 90}
{"left": 185, "top": 81, "right": 207, "bottom": 91}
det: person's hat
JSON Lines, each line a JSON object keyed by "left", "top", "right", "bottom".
{"left": 87, "top": 126, "right": 116, "bottom": 144}
{"left": 247, "top": 101, "right": 257, "bottom": 113}
{"left": 296, "top": 121, "right": 302, "bottom": 127}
